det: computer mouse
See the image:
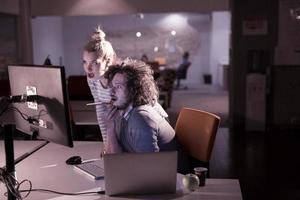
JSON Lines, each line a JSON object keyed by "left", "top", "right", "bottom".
{"left": 66, "top": 156, "right": 82, "bottom": 165}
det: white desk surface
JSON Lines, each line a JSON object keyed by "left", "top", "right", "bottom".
{"left": 0, "top": 141, "right": 243, "bottom": 200}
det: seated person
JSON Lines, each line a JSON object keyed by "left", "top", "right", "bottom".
{"left": 103, "top": 59, "right": 177, "bottom": 153}
{"left": 141, "top": 54, "right": 149, "bottom": 63}
{"left": 176, "top": 51, "right": 191, "bottom": 89}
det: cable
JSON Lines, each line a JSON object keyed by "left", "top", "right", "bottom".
{"left": 0, "top": 167, "right": 32, "bottom": 200}
{"left": 1, "top": 167, "right": 105, "bottom": 199}
{"left": 1, "top": 106, "right": 48, "bottom": 129}
{"left": 6, "top": 106, "right": 29, "bottom": 121}
{"left": 35, "top": 109, "right": 48, "bottom": 119}
{"left": 19, "top": 188, "right": 105, "bottom": 195}
{"left": 5, "top": 106, "right": 40, "bottom": 126}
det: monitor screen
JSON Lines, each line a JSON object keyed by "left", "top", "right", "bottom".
{"left": 8, "top": 65, "right": 73, "bottom": 147}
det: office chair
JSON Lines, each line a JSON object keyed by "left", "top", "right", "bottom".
{"left": 175, "top": 62, "right": 191, "bottom": 90}
{"left": 175, "top": 107, "right": 220, "bottom": 176}
{"left": 67, "top": 75, "right": 93, "bottom": 100}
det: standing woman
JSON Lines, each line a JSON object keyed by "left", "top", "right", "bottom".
{"left": 82, "top": 27, "right": 168, "bottom": 154}
{"left": 82, "top": 27, "right": 116, "bottom": 153}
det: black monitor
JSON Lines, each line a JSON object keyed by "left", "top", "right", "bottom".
{"left": 8, "top": 65, "right": 73, "bottom": 147}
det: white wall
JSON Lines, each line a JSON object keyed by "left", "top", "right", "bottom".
{"left": 32, "top": 16, "right": 64, "bottom": 66}
{"left": 31, "top": 13, "right": 230, "bottom": 88}
{"left": 210, "top": 11, "right": 231, "bottom": 87}
{"left": 62, "top": 14, "right": 212, "bottom": 87}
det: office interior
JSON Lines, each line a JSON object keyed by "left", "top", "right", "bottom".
{"left": 1, "top": 0, "right": 300, "bottom": 199}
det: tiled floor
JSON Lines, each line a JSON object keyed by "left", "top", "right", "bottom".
{"left": 168, "top": 84, "right": 229, "bottom": 127}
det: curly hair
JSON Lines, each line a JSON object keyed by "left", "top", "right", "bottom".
{"left": 104, "top": 59, "right": 159, "bottom": 107}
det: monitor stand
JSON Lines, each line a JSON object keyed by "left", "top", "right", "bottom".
{"left": 3, "top": 124, "right": 49, "bottom": 200}
{"left": 0, "top": 95, "right": 49, "bottom": 199}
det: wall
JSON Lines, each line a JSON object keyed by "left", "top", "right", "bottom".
{"left": 0, "top": 0, "right": 19, "bottom": 15}
{"left": 210, "top": 11, "right": 231, "bottom": 87}
{"left": 230, "top": 0, "right": 278, "bottom": 132}
{"left": 32, "top": 13, "right": 230, "bottom": 87}
{"left": 32, "top": 16, "right": 64, "bottom": 66}
{"left": 0, "top": 14, "right": 17, "bottom": 79}
{"left": 275, "top": 0, "right": 300, "bottom": 64}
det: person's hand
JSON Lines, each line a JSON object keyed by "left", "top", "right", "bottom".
{"left": 105, "top": 106, "right": 119, "bottom": 130}
{"left": 104, "top": 106, "right": 123, "bottom": 153}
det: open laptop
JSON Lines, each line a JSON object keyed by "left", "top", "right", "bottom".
{"left": 103, "top": 151, "right": 177, "bottom": 196}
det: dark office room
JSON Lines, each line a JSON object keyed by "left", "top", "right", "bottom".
{"left": 1, "top": 0, "right": 300, "bottom": 200}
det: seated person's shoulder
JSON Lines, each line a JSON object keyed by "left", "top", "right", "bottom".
{"left": 129, "top": 105, "right": 162, "bottom": 125}
{"left": 132, "top": 105, "right": 160, "bottom": 118}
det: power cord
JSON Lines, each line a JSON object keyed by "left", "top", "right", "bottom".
{"left": 0, "top": 167, "right": 31, "bottom": 199}
{"left": 19, "top": 189, "right": 105, "bottom": 195}
{"left": 1, "top": 167, "right": 105, "bottom": 199}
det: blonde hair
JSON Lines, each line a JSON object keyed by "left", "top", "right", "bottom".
{"left": 84, "top": 26, "right": 116, "bottom": 66}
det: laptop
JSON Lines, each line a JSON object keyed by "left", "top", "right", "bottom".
{"left": 103, "top": 151, "right": 177, "bottom": 196}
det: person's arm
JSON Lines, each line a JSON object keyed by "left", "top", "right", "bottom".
{"left": 87, "top": 77, "right": 112, "bottom": 154}
{"left": 126, "top": 110, "right": 160, "bottom": 152}
{"left": 105, "top": 107, "right": 123, "bottom": 154}
{"left": 152, "top": 101, "right": 168, "bottom": 118}
{"left": 106, "top": 129, "right": 122, "bottom": 154}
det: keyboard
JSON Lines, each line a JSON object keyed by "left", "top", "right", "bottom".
{"left": 74, "top": 159, "right": 104, "bottom": 180}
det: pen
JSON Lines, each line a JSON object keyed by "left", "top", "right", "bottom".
{"left": 86, "top": 98, "right": 116, "bottom": 106}
{"left": 86, "top": 102, "right": 102, "bottom": 106}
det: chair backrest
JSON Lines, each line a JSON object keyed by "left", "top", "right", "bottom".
{"left": 0, "top": 79, "right": 10, "bottom": 97}
{"left": 177, "top": 62, "right": 191, "bottom": 80}
{"left": 175, "top": 107, "right": 220, "bottom": 162}
{"left": 67, "top": 75, "right": 93, "bottom": 100}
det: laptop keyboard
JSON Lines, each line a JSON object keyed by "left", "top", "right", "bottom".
{"left": 74, "top": 159, "right": 104, "bottom": 180}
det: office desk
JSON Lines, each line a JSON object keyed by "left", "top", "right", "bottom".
{"left": 0, "top": 141, "right": 242, "bottom": 200}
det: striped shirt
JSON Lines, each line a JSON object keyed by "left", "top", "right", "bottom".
{"left": 87, "top": 78, "right": 111, "bottom": 146}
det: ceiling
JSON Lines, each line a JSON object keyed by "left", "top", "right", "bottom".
{"left": 0, "top": 0, "right": 229, "bottom": 16}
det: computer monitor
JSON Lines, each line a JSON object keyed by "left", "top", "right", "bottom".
{"left": 8, "top": 65, "right": 73, "bottom": 147}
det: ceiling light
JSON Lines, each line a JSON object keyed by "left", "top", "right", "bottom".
{"left": 136, "top": 32, "right": 142, "bottom": 38}
{"left": 290, "top": 8, "right": 300, "bottom": 20}
{"left": 137, "top": 13, "right": 144, "bottom": 19}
